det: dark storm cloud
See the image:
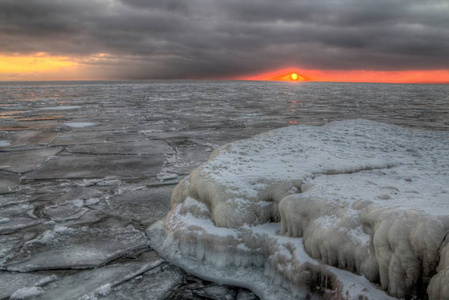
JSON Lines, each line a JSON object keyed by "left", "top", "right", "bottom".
{"left": 1, "top": 0, "right": 448, "bottom": 78}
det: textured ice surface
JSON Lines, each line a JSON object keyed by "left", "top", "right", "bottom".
{"left": 0, "top": 204, "right": 42, "bottom": 234}
{"left": 24, "top": 155, "right": 165, "bottom": 180}
{"left": 0, "top": 148, "right": 60, "bottom": 173}
{"left": 102, "top": 263, "right": 183, "bottom": 299}
{"left": 150, "top": 120, "right": 449, "bottom": 299}
{"left": 107, "top": 186, "right": 173, "bottom": 226}
{"left": 52, "top": 131, "right": 141, "bottom": 146}
{"left": 34, "top": 259, "right": 164, "bottom": 300}
{"left": 0, "top": 272, "right": 50, "bottom": 299}
{"left": 163, "top": 271, "right": 259, "bottom": 300}
{"left": 67, "top": 140, "right": 173, "bottom": 155}
{"left": 0, "top": 171, "right": 20, "bottom": 194}
{"left": 2, "top": 130, "right": 58, "bottom": 147}
{"left": 3, "top": 224, "right": 149, "bottom": 271}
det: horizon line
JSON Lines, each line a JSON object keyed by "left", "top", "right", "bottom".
{"left": 0, "top": 78, "right": 448, "bottom": 85}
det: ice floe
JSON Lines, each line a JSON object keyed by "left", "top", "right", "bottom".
{"left": 147, "top": 119, "right": 449, "bottom": 299}
{"left": 101, "top": 262, "right": 183, "bottom": 299}
{"left": 0, "top": 140, "right": 11, "bottom": 147}
{"left": 0, "top": 204, "right": 42, "bottom": 234}
{"left": 0, "top": 148, "right": 61, "bottom": 173}
{"left": 3, "top": 224, "right": 149, "bottom": 271}
{"left": 0, "top": 272, "right": 53, "bottom": 299}
{"left": 38, "top": 106, "right": 80, "bottom": 110}
{"left": 10, "top": 286, "right": 44, "bottom": 299}
{"left": 63, "top": 122, "right": 97, "bottom": 128}
{"left": 29, "top": 259, "right": 164, "bottom": 300}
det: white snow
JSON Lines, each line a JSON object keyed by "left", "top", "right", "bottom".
{"left": 95, "top": 283, "right": 112, "bottom": 296}
{"left": 148, "top": 119, "right": 449, "bottom": 300}
{"left": 53, "top": 226, "right": 69, "bottom": 233}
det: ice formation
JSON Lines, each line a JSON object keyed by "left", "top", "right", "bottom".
{"left": 147, "top": 119, "right": 449, "bottom": 299}
{"left": 10, "top": 286, "right": 44, "bottom": 299}
{"left": 63, "top": 122, "right": 97, "bottom": 128}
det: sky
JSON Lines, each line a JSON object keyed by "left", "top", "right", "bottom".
{"left": 1, "top": 0, "right": 448, "bottom": 82}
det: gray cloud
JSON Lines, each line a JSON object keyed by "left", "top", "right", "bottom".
{"left": 1, "top": 0, "right": 448, "bottom": 79}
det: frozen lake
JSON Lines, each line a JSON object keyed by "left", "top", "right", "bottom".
{"left": 0, "top": 81, "right": 448, "bottom": 299}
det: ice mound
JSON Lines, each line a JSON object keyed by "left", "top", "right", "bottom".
{"left": 147, "top": 119, "right": 449, "bottom": 299}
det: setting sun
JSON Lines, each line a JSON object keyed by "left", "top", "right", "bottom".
{"left": 238, "top": 69, "right": 307, "bottom": 81}
{"left": 237, "top": 68, "right": 449, "bottom": 84}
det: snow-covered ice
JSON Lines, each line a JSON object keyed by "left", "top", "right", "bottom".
{"left": 148, "top": 119, "right": 449, "bottom": 299}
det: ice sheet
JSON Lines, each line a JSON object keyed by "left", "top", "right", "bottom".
{"left": 150, "top": 119, "right": 449, "bottom": 299}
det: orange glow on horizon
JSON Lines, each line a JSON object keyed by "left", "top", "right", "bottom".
{"left": 0, "top": 53, "right": 77, "bottom": 74}
{"left": 243, "top": 69, "right": 306, "bottom": 82}
{"left": 238, "top": 68, "right": 449, "bottom": 84}
{"left": 0, "top": 52, "right": 115, "bottom": 81}
{"left": 1, "top": 53, "right": 448, "bottom": 84}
